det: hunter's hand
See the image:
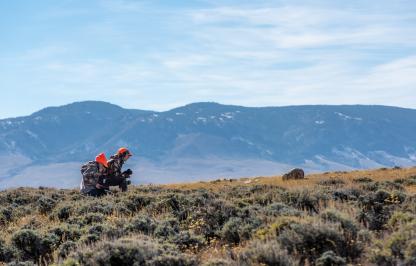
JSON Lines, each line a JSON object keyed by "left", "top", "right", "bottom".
{"left": 96, "top": 183, "right": 106, "bottom": 189}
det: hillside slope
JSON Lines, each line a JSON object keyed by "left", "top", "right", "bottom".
{"left": 1, "top": 101, "right": 416, "bottom": 187}
{"left": 1, "top": 167, "right": 415, "bottom": 265}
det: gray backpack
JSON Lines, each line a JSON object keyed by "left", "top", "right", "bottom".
{"left": 81, "top": 161, "right": 98, "bottom": 178}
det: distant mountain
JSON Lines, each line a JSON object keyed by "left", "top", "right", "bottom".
{"left": 1, "top": 101, "right": 415, "bottom": 188}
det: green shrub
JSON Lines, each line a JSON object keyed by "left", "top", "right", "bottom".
{"left": 220, "top": 218, "right": 242, "bottom": 244}
{"left": 11, "top": 229, "right": 58, "bottom": 263}
{"left": 358, "top": 189, "right": 399, "bottom": 231}
{"left": 264, "top": 203, "right": 302, "bottom": 217}
{"left": 154, "top": 218, "right": 180, "bottom": 239}
{"left": 387, "top": 212, "right": 415, "bottom": 229}
{"left": 318, "top": 178, "right": 346, "bottom": 186}
{"left": 277, "top": 223, "right": 355, "bottom": 264}
{"left": 353, "top": 177, "right": 373, "bottom": 183}
{"left": 49, "top": 224, "right": 82, "bottom": 243}
{"left": 147, "top": 253, "right": 197, "bottom": 266}
{"left": 58, "top": 241, "right": 77, "bottom": 259}
{"left": 332, "top": 188, "right": 362, "bottom": 202}
{"left": 0, "top": 239, "right": 16, "bottom": 262}
{"left": 239, "top": 240, "right": 294, "bottom": 266}
{"left": 72, "top": 236, "right": 197, "bottom": 266}
{"left": 83, "top": 213, "right": 105, "bottom": 225}
{"left": 282, "top": 190, "right": 323, "bottom": 213}
{"left": 124, "top": 194, "right": 151, "bottom": 213}
{"left": 316, "top": 251, "right": 346, "bottom": 266}
{"left": 0, "top": 207, "right": 13, "bottom": 226}
{"left": 54, "top": 204, "right": 73, "bottom": 221}
{"left": 125, "top": 216, "right": 156, "bottom": 235}
{"left": 36, "top": 196, "right": 57, "bottom": 214}
{"left": 201, "top": 258, "right": 235, "bottom": 266}
{"left": 405, "top": 240, "right": 416, "bottom": 265}
{"left": 171, "top": 230, "right": 205, "bottom": 251}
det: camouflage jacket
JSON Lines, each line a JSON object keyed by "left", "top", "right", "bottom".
{"left": 80, "top": 161, "right": 103, "bottom": 193}
{"left": 107, "top": 154, "right": 125, "bottom": 177}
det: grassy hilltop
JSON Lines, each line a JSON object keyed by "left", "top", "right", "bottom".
{"left": 1, "top": 167, "right": 416, "bottom": 265}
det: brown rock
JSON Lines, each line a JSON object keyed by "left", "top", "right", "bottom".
{"left": 282, "top": 168, "right": 305, "bottom": 181}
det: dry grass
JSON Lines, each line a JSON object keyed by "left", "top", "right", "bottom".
{"left": 165, "top": 166, "right": 416, "bottom": 191}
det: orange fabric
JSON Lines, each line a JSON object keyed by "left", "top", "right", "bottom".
{"left": 95, "top": 153, "right": 108, "bottom": 168}
{"left": 117, "top": 147, "right": 132, "bottom": 156}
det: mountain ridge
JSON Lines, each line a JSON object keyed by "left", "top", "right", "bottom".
{"left": 1, "top": 101, "right": 415, "bottom": 188}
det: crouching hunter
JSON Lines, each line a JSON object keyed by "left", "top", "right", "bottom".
{"left": 80, "top": 153, "right": 110, "bottom": 197}
{"left": 106, "top": 147, "right": 133, "bottom": 192}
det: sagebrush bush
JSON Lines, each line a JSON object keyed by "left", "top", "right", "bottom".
{"left": 239, "top": 240, "right": 294, "bottom": 266}
{"left": 72, "top": 236, "right": 197, "bottom": 266}
{"left": 58, "top": 241, "right": 77, "bottom": 259}
{"left": 220, "top": 217, "right": 243, "bottom": 244}
{"left": 277, "top": 223, "right": 355, "bottom": 264}
{"left": 315, "top": 251, "right": 346, "bottom": 266}
{"left": 171, "top": 230, "right": 205, "bottom": 251}
{"left": 317, "top": 178, "right": 346, "bottom": 187}
{"left": 0, "top": 238, "right": 16, "bottom": 262}
{"left": 125, "top": 215, "right": 156, "bottom": 235}
{"left": 264, "top": 202, "right": 302, "bottom": 217}
{"left": 154, "top": 217, "right": 180, "bottom": 239}
{"left": 11, "top": 229, "right": 58, "bottom": 263}
{"left": 36, "top": 196, "right": 57, "bottom": 214}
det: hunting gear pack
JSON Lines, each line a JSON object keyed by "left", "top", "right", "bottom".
{"left": 80, "top": 152, "right": 109, "bottom": 196}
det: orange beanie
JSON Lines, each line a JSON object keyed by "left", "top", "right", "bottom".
{"left": 95, "top": 153, "right": 108, "bottom": 168}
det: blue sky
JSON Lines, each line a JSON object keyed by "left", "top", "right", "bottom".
{"left": 1, "top": 0, "right": 416, "bottom": 118}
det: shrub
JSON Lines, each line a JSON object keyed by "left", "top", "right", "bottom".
{"left": 264, "top": 203, "right": 302, "bottom": 217}
{"left": 201, "top": 258, "right": 235, "bottom": 266}
{"left": 83, "top": 213, "right": 105, "bottom": 225}
{"left": 357, "top": 189, "right": 403, "bottom": 231}
{"left": 320, "top": 210, "right": 359, "bottom": 238}
{"left": 72, "top": 236, "right": 197, "bottom": 266}
{"left": 125, "top": 216, "right": 156, "bottom": 235}
{"left": 11, "top": 229, "right": 58, "bottom": 263}
{"left": 316, "top": 251, "right": 346, "bottom": 266}
{"left": 405, "top": 240, "right": 416, "bottom": 265}
{"left": 332, "top": 188, "right": 361, "bottom": 202}
{"left": 36, "top": 196, "right": 57, "bottom": 214}
{"left": 49, "top": 224, "right": 82, "bottom": 243}
{"left": 54, "top": 204, "right": 73, "bottom": 221}
{"left": 147, "top": 253, "right": 197, "bottom": 266}
{"left": 171, "top": 230, "right": 205, "bottom": 251}
{"left": 353, "top": 177, "right": 373, "bottom": 183}
{"left": 220, "top": 218, "right": 243, "bottom": 244}
{"left": 0, "top": 239, "right": 16, "bottom": 262}
{"left": 154, "top": 218, "right": 180, "bottom": 239}
{"left": 282, "top": 190, "right": 322, "bottom": 213}
{"left": 0, "top": 207, "right": 13, "bottom": 226}
{"left": 58, "top": 241, "right": 77, "bottom": 259}
{"left": 124, "top": 194, "right": 151, "bottom": 213}
{"left": 318, "top": 178, "right": 346, "bottom": 186}
{"left": 277, "top": 223, "right": 353, "bottom": 264}
{"left": 387, "top": 212, "right": 415, "bottom": 230}
{"left": 239, "top": 240, "right": 294, "bottom": 266}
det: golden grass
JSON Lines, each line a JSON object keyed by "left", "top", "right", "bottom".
{"left": 164, "top": 166, "right": 416, "bottom": 191}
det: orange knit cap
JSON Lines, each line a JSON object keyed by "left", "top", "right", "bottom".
{"left": 95, "top": 153, "right": 108, "bottom": 168}
{"left": 117, "top": 147, "right": 132, "bottom": 156}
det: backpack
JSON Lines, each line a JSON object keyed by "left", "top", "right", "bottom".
{"left": 81, "top": 161, "right": 98, "bottom": 178}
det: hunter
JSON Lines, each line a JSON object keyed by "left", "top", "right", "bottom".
{"left": 106, "top": 147, "right": 133, "bottom": 192}
{"left": 80, "top": 152, "right": 110, "bottom": 197}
